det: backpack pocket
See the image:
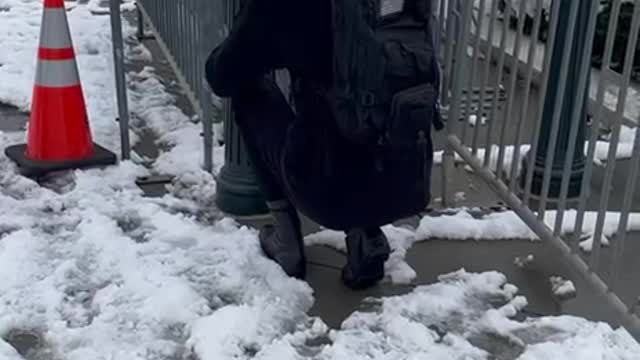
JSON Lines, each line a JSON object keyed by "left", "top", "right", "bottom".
{"left": 389, "top": 83, "right": 437, "bottom": 146}
{"left": 383, "top": 40, "right": 437, "bottom": 93}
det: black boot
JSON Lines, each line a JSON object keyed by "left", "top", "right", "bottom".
{"left": 341, "top": 227, "right": 391, "bottom": 289}
{"left": 259, "top": 200, "right": 306, "bottom": 279}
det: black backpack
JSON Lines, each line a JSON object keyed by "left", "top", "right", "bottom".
{"left": 327, "top": 0, "right": 443, "bottom": 165}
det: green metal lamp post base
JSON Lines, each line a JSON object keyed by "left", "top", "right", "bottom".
{"left": 520, "top": 0, "right": 591, "bottom": 201}
{"left": 215, "top": 164, "right": 268, "bottom": 216}
{"left": 213, "top": 0, "right": 268, "bottom": 217}
{"left": 522, "top": 158, "right": 585, "bottom": 200}
{"left": 215, "top": 100, "right": 268, "bottom": 216}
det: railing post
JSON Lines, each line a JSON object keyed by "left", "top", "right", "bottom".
{"left": 214, "top": 0, "right": 268, "bottom": 216}
{"left": 109, "top": 0, "right": 131, "bottom": 160}
{"left": 521, "top": 0, "right": 589, "bottom": 201}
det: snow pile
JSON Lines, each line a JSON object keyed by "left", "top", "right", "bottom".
{"left": 550, "top": 276, "right": 577, "bottom": 300}
{"left": 0, "top": 339, "right": 22, "bottom": 360}
{"left": 421, "top": 209, "right": 640, "bottom": 253}
{"left": 259, "top": 270, "right": 639, "bottom": 360}
{"left": 0, "top": 158, "right": 314, "bottom": 360}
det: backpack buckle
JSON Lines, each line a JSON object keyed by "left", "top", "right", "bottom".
{"left": 361, "top": 92, "right": 376, "bottom": 106}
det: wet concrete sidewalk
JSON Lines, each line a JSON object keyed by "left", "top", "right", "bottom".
{"left": 126, "top": 25, "right": 640, "bottom": 334}
{"left": 1, "top": 12, "right": 639, "bottom": 345}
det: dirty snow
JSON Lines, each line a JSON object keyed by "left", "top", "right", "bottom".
{"left": 186, "top": 269, "right": 640, "bottom": 359}
{"left": 514, "top": 254, "right": 535, "bottom": 268}
{"left": 0, "top": 1, "right": 638, "bottom": 359}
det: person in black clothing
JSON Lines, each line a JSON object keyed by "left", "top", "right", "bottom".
{"left": 206, "top": 0, "right": 433, "bottom": 289}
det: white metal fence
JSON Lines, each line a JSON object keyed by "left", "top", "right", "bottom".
{"left": 438, "top": 0, "right": 640, "bottom": 340}
{"left": 135, "top": 0, "right": 225, "bottom": 172}
{"left": 112, "top": 0, "right": 640, "bottom": 341}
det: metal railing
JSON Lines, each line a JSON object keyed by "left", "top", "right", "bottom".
{"left": 439, "top": 0, "right": 640, "bottom": 340}
{"left": 462, "top": 0, "right": 640, "bottom": 129}
{"left": 114, "top": 0, "right": 640, "bottom": 340}
{"left": 135, "top": 0, "right": 225, "bottom": 172}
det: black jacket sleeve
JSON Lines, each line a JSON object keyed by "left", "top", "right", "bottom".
{"left": 205, "top": 0, "right": 283, "bottom": 98}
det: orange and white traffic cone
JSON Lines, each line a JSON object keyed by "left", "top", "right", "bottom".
{"left": 5, "top": 0, "right": 116, "bottom": 177}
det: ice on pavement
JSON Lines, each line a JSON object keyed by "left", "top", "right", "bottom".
{"left": 1, "top": 1, "right": 639, "bottom": 358}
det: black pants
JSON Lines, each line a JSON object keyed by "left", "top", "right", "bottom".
{"left": 232, "top": 78, "right": 293, "bottom": 203}
{"left": 231, "top": 78, "right": 431, "bottom": 231}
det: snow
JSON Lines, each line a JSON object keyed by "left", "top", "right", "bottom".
{"left": 550, "top": 276, "right": 577, "bottom": 300}
{"left": 468, "top": 114, "right": 488, "bottom": 127}
{"left": 516, "top": 316, "right": 639, "bottom": 360}
{"left": 592, "top": 124, "right": 639, "bottom": 165}
{"left": 305, "top": 229, "right": 347, "bottom": 252}
{"left": 0, "top": 2, "right": 311, "bottom": 359}
{"left": 127, "top": 66, "right": 225, "bottom": 204}
{"left": 514, "top": 254, "right": 535, "bottom": 268}
{"left": 435, "top": 125, "right": 638, "bottom": 177}
{"left": 316, "top": 270, "right": 639, "bottom": 360}
{"left": 0, "top": 159, "right": 316, "bottom": 359}
{"left": 0, "top": 339, "right": 21, "bottom": 360}
{"left": 0, "top": 1, "right": 639, "bottom": 358}
{"left": 87, "top": 0, "right": 110, "bottom": 15}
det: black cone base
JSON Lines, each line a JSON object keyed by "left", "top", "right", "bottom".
{"left": 5, "top": 143, "right": 117, "bottom": 178}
